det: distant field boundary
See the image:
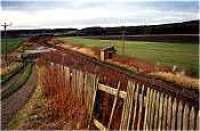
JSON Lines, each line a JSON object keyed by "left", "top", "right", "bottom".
{"left": 82, "top": 34, "right": 199, "bottom": 43}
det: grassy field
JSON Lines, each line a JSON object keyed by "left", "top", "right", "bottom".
{"left": 1, "top": 38, "right": 23, "bottom": 54}
{"left": 58, "top": 37, "right": 199, "bottom": 77}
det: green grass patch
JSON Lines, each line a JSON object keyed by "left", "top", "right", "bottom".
{"left": 1, "top": 38, "right": 23, "bottom": 54}
{"left": 1, "top": 63, "right": 33, "bottom": 100}
{"left": 58, "top": 37, "right": 199, "bottom": 77}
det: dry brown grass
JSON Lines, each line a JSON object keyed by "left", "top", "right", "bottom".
{"left": 36, "top": 59, "right": 88, "bottom": 129}
{"left": 0, "top": 62, "right": 22, "bottom": 76}
{"left": 150, "top": 72, "right": 199, "bottom": 90}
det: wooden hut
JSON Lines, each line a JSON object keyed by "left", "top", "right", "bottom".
{"left": 100, "top": 46, "right": 116, "bottom": 61}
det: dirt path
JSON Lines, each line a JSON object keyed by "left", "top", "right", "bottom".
{"left": 57, "top": 42, "right": 98, "bottom": 58}
{"left": 1, "top": 66, "right": 25, "bottom": 93}
{"left": 1, "top": 66, "right": 37, "bottom": 129}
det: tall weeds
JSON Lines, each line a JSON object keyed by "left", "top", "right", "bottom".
{"left": 37, "top": 58, "right": 87, "bottom": 129}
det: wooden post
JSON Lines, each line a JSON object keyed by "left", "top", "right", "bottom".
{"left": 196, "top": 110, "right": 200, "bottom": 130}
{"left": 171, "top": 98, "right": 177, "bottom": 130}
{"left": 137, "top": 85, "right": 145, "bottom": 129}
{"left": 146, "top": 89, "right": 153, "bottom": 130}
{"left": 87, "top": 76, "right": 98, "bottom": 129}
{"left": 127, "top": 82, "right": 135, "bottom": 129}
{"left": 158, "top": 93, "right": 164, "bottom": 130}
{"left": 143, "top": 88, "right": 150, "bottom": 130}
{"left": 162, "top": 95, "right": 168, "bottom": 129}
{"left": 154, "top": 91, "right": 160, "bottom": 129}
{"left": 107, "top": 82, "right": 121, "bottom": 129}
{"left": 177, "top": 101, "right": 183, "bottom": 130}
{"left": 120, "top": 81, "right": 135, "bottom": 130}
{"left": 166, "top": 96, "right": 172, "bottom": 130}
{"left": 182, "top": 104, "right": 189, "bottom": 130}
{"left": 189, "top": 107, "right": 195, "bottom": 129}
{"left": 149, "top": 90, "right": 157, "bottom": 129}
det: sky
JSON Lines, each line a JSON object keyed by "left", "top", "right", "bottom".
{"left": 0, "top": 0, "right": 199, "bottom": 30}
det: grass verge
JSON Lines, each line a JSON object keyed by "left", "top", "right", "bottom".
{"left": 1, "top": 63, "right": 24, "bottom": 85}
{"left": 8, "top": 85, "right": 44, "bottom": 129}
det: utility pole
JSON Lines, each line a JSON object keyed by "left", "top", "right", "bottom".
{"left": 121, "top": 29, "right": 125, "bottom": 56}
{"left": 1, "top": 22, "right": 12, "bottom": 66}
{"left": 120, "top": 18, "right": 126, "bottom": 56}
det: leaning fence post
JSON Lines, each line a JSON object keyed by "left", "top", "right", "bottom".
{"left": 107, "top": 82, "right": 121, "bottom": 129}
{"left": 87, "top": 75, "right": 98, "bottom": 129}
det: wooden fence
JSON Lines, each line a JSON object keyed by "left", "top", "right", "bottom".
{"left": 37, "top": 62, "right": 199, "bottom": 130}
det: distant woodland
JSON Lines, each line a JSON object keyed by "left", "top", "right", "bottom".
{"left": 1, "top": 20, "right": 199, "bottom": 43}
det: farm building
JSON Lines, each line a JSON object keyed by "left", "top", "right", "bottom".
{"left": 100, "top": 46, "right": 117, "bottom": 61}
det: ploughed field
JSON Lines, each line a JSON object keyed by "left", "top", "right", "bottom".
{"left": 58, "top": 37, "right": 199, "bottom": 77}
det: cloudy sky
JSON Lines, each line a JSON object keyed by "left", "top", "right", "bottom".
{"left": 1, "top": 0, "right": 199, "bottom": 29}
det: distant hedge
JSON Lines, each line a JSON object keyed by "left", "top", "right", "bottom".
{"left": 1, "top": 20, "right": 199, "bottom": 38}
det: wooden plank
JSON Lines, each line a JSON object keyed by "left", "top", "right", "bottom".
{"left": 182, "top": 104, "right": 190, "bottom": 130}
{"left": 143, "top": 87, "right": 150, "bottom": 130}
{"left": 189, "top": 107, "right": 195, "bottom": 130}
{"left": 71, "top": 69, "right": 76, "bottom": 97}
{"left": 94, "top": 119, "right": 107, "bottom": 131}
{"left": 98, "top": 83, "right": 127, "bottom": 99}
{"left": 149, "top": 90, "right": 157, "bottom": 129}
{"left": 79, "top": 70, "right": 85, "bottom": 104}
{"left": 87, "top": 76, "right": 98, "bottom": 129}
{"left": 171, "top": 98, "right": 177, "bottom": 130}
{"left": 86, "top": 73, "right": 96, "bottom": 121}
{"left": 120, "top": 98, "right": 128, "bottom": 130}
{"left": 177, "top": 100, "right": 183, "bottom": 130}
{"left": 120, "top": 81, "right": 135, "bottom": 130}
{"left": 162, "top": 95, "right": 168, "bottom": 130}
{"left": 158, "top": 93, "right": 164, "bottom": 130}
{"left": 87, "top": 74, "right": 97, "bottom": 127}
{"left": 64, "top": 66, "right": 70, "bottom": 89}
{"left": 127, "top": 81, "right": 136, "bottom": 129}
{"left": 166, "top": 96, "right": 172, "bottom": 130}
{"left": 131, "top": 83, "right": 139, "bottom": 129}
{"left": 137, "top": 85, "right": 145, "bottom": 130}
{"left": 145, "top": 89, "right": 153, "bottom": 130}
{"left": 107, "top": 82, "right": 121, "bottom": 129}
{"left": 153, "top": 91, "right": 160, "bottom": 129}
{"left": 196, "top": 110, "right": 200, "bottom": 130}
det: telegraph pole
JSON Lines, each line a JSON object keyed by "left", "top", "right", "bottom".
{"left": 120, "top": 18, "right": 126, "bottom": 56}
{"left": 121, "top": 28, "right": 125, "bottom": 56}
{"left": 1, "top": 22, "right": 12, "bottom": 66}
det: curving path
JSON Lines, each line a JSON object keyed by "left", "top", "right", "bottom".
{"left": 1, "top": 66, "right": 37, "bottom": 129}
{"left": 1, "top": 66, "right": 25, "bottom": 93}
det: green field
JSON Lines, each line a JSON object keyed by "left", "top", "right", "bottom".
{"left": 59, "top": 37, "right": 199, "bottom": 77}
{"left": 1, "top": 38, "right": 23, "bottom": 54}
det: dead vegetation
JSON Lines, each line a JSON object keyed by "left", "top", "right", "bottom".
{"left": 149, "top": 72, "right": 199, "bottom": 90}
{"left": 0, "top": 62, "right": 22, "bottom": 76}
{"left": 35, "top": 59, "right": 88, "bottom": 129}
